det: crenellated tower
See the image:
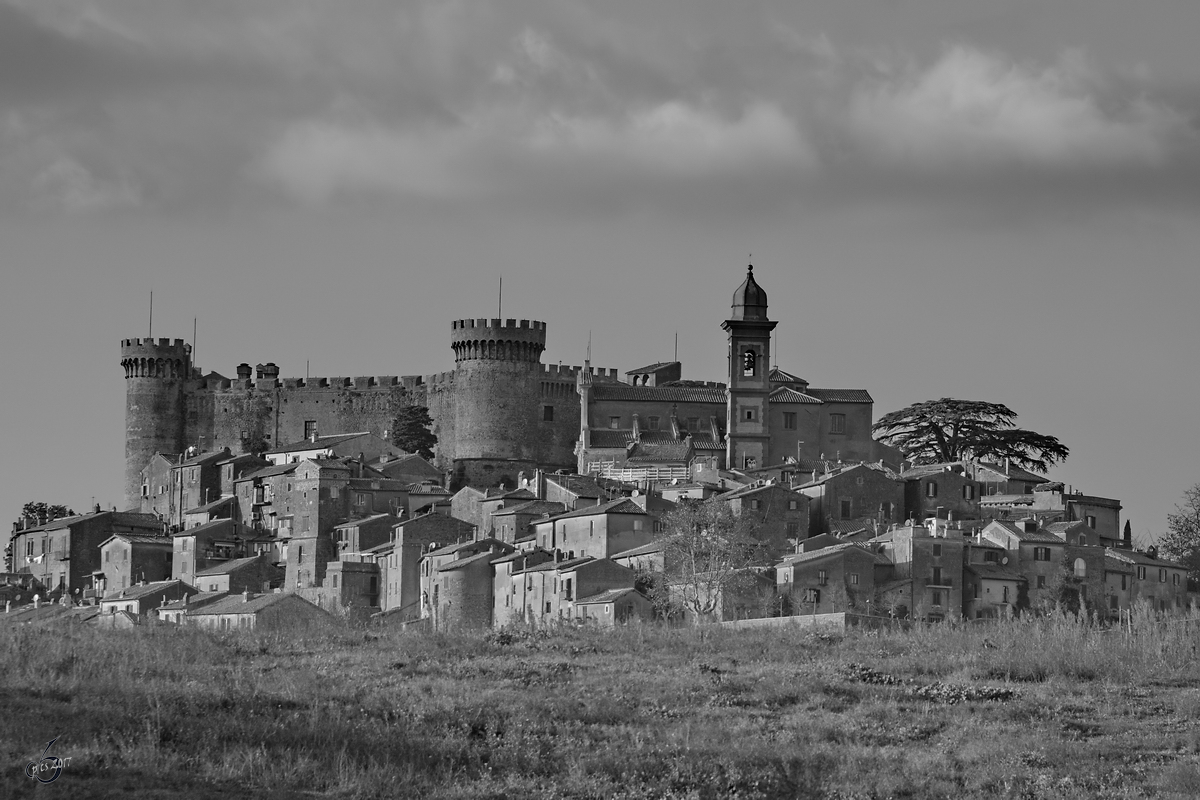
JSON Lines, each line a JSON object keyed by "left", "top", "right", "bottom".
{"left": 120, "top": 337, "right": 191, "bottom": 509}
{"left": 446, "top": 318, "right": 547, "bottom": 487}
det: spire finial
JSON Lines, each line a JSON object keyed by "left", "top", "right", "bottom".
{"left": 748, "top": 254, "right": 752, "bottom": 273}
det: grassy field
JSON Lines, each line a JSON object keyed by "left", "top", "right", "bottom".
{"left": 3, "top": 611, "right": 1200, "bottom": 799}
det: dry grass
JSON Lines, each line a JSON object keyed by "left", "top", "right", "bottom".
{"left": 2, "top": 609, "right": 1200, "bottom": 798}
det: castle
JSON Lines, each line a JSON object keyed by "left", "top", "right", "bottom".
{"left": 120, "top": 266, "right": 891, "bottom": 510}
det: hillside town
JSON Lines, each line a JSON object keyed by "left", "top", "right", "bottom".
{"left": 3, "top": 267, "right": 1191, "bottom": 630}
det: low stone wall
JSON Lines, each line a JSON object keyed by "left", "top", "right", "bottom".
{"left": 718, "top": 612, "right": 848, "bottom": 631}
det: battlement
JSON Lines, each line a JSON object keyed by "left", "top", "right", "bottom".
{"left": 541, "top": 364, "right": 620, "bottom": 381}
{"left": 451, "top": 317, "right": 547, "bottom": 364}
{"left": 120, "top": 337, "right": 192, "bottom": 379}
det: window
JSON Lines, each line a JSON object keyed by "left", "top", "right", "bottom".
{"left": 304, "top": 420, "right": 317, "bottom": 439}
{"left": 609, "top": 416, "right": 620, "bottom": 429}
{"left": 1137, "top": 566, "right": 1146, "bottom": 580}
{"left": 356, "top": 493, "right": 368, "bottom": 506}
{"left": 984, "top": 550, "right": 999, "bottom": 563}
{"left": 788, "top": 500, "right": 798, "bottom": 510}
{"left": 931, "top": 567, "right": 943, "bottom": 585}
{"left": 925, "top": 481, "right": 938, "bottom": 498}
{"left": 241, "top": 429, "right": 248, "bottom": 440}
{"left": 782, "top": 412, "right": 797, "bottom": 430}
{"left": 742, "top": 349, "right": 757, "bottom": 377}
{"left": 963, "top": 485, "right": 975, "bottom": 500}
{"left": 1121, "top": 575, "right": 1128, "bottom": 590}
{"left": 544, "top": 601, "right": 552, "bottom": 614}
{"left": 332, "top": 574, "right": 339, "bottom": 588}
{"left": 932, "top": 544, "right": 942, "bottom": 557}
{"left": 802, "top": 588, "right": 820, "bottom": 604}
{"left": 1074, "top": 558, "right": 1086, "bottom": 579}
{"left": 786, "top": 521, "right": 799, "bottom": 537}
{"left": 182, "top": 540, "right": 189, "bottom": 553}
{"left": 1037, "top": 575, "right": 1046, "bottom": 589}
{"left": 1159, "top": 569, "right": 1167, "bottom": 583}
{"left": 817, "top": 570, "right": 828, "bottom": 586}
{"left": 839, "top": 499, "right": 852, "bottom": 519}
{"left": 1174, "top": 573, "right": 1181, "bottom": 586}
{"left": 542, "top": 405, "right": 554, "bottom": 422}
{"left": 830, "top": 414, "right": 846, "bottom": 434}
{"left": 743, "top": 409, "right": 755, "bottom": 422}
{"left": 749, "top": 499, "right": 761, "bottom": 510}
{"left": 931, "top": 590, "right": 943, "bottom": 607}
{"left": 687, "top": 417, "right": 700, "bottom": 431}
{"left": 1034, "top": 547, "right": 1051, "bottom": 562}
{"left": 1002, "top": 586, "right": 1010, "bottom": 603}
{"left": 850, "top": 573, "right": 859, "bottom": 585}
{"left": 1086, "top": 515, "right": 1096, "bottom": 529}
{"left": 141, "top": 484, "right": 149, "bottom": 498}
{"left": 647, "top": 416, "right": 660, "bottom": 431}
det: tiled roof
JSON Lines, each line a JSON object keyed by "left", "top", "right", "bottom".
{"left": 900, "top": 463, "right": 967, "bottom": 480}
{"left": 575, "top": 588, "right": 643, "bottom": 605}
{"left": 103, "top": 580, "right": 188, "bottom": 602}
{"left": 237, "top": 463, "right": 299, "bottom": 481}
{"left": 1105, "top": 548, "right": 1187, "bottom": 570}
{"left": 545, "top": 474, "right": 607, "bottom": 499}
{"left": 555, "top": 556, "right": 598, "bottom": 572}
{"left": 795, "top": 461, "right": 903, "bottom": 488}
{"left": 334, "top": 513, "right": 396, "bottom": 529}
{"left": 610, "top": 541, "right": 666, "bottom": 559}
{"left": 966, "top": 564, "right": 1026, "bottom": 582}
{"left": 587, "top": 429, "right": 635, "bottom": 449}
{"left": 492, "top": 500, "right": 566, "bottom": 518}
{"left": 195, "top": 555, "right": 266, "bottom": 576}
{"left": 591, "top": 384, "right": 726, "bottom": 404}
{"left": 13, "top": 511, "right": 160, "bottom": 535}
{"left": 493, "top": 547, "right": 553, "bottom": 565}
{"left": 265, "top": 432, "right": 371, "bottom": 456}
{"left": 778, "top": 543, "right": 877, "bottom": 566}
{"left": 159, "top": 591, "right": 227, "bottom": 611}
{"left": 974, "top": 462, "right": 1047, "bottom": 484}
{"left": 768, "top": 387, "right": 823, "bottom": 404}
{"left": 1043, "top": 521, "right": 1089, "bottom": 537}
{"left": 627, "top": 441, "right": 693, "bottom": 464}
{"left": 184, "top": 496, "right": 236, "bottom": 515}
{"left": 769, "top": 367, "right": 807, "bottom": 385}
{"left": 105, "top": 534, "right": 172, "bottom": 547}
{"left": 543, "top": 498, "right": 647, "bottom": 523}
{"left": 177, "top": 450, "right": 231, "bottom": 468}
{"left": 985, "top": 520, "right": 1062, "bottom": 544}
{"left": 406, "top": 483, "right": 452, "bottom": 495}
{"left": 804, "top": 388, "right": 873, "bottom": 404}
{"left": 979, "top": 494, "right": 1035, "bottom": 506}
{"left": 187, "top": 592, "right": 310, "bottom": 616}
{"left": 626, "top": 361, "right": 678, "bottom": 374}
{"left": 172, "top": 518, "right": 245, "bottom": 538}
{"left": 438, "top": 550, "right": 504, "bottom": 572}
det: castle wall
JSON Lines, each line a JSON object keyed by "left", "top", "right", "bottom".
{"left": 122, "top": 338, "right": 191, "bottom": 508}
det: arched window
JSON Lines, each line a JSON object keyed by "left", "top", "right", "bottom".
{"left": 1074, "top": 558, "right": 1086, "bottom": 579}
{"left": 742, "top": 349, "right": 756, "bottom": 377}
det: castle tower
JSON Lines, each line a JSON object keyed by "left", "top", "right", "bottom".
{"left": 722, "top": 265, "right": 777, "bottom": 471}
{"left": 120, "top": 337, "right": 191, "bottom": 509}
{"left": 448, "top": 318, "right": 547, "bottom": 488}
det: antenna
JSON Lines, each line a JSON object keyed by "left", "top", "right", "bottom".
{"left": 193, "top": 317, "right": 197, "bottom": 369}
{"left": 498, "top": 275, "right": 503, "bottom": 319}
{"left": 674, "top": 332, "right": 678, "bottom": 363}
{"left": 148, "top": 291, "right": 153, "bottom": 338}
{"left": 586, "top": 331, "right": 592, "bottom": 364}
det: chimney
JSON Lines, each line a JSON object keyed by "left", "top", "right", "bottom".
{"left": 310, "top": 430, "right": 318, "bottom": 443}
{"left": 243, "top": 589, "right": 252, "bottom": 603}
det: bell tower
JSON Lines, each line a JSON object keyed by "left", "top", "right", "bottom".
{"left": 722, "top": 264, "right": 776, "bottom": 471}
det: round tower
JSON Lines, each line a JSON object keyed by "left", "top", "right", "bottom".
{"left": 449, "top": 318, "right": 546, "bottom": 487}
{"left": 120, "top": 337, "right": 191, "bottom": 509}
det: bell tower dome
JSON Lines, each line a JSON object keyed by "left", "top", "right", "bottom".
{"left": 722, "top": 264, "right": 777, "bottom": 471}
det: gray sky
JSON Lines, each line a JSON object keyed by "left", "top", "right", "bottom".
{"left": 2, "top": 1, "right": 1198, "bottom": 540}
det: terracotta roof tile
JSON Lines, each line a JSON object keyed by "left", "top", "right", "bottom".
{"left": 804, "top": 388, "right": 873, "bottom": 404}
{"left": 591, "top": 384, "right": 726, "bottom": 404}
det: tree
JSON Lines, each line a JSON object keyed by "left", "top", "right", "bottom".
{"left": 872, "top": 398, "right": 1069, "bottom": 473}
{"left": 656, "top": 498, "right": 771, "bottom": 624}
{"left": 20, "top": 502, "right": 74, "bottom": 524}
{"left": 390, "top": 405, "right": 438, "bottom": 460}
{"left": 1158, "top": 483, "right": 1200, "bottom": 583}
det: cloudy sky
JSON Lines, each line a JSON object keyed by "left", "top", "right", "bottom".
{"left": 2, "top": 0, "right": 1198, "bottom": 539}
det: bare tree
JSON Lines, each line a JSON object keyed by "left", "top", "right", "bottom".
{"left": 657, "top": 498, "right": 771, "bottom": 624}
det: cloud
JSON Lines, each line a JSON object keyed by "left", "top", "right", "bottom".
{"left": 845, "top": 47, "right": 1189, "bottom": 171}
{"left": 29, "top": 156, "right": 140, "bottom": 211}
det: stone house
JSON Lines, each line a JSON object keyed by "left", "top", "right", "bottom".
{"left": 9, "top": 510, "right": 162, "bottom": 601}
{"left": 406, "top": 483, "right": 453, "bottom": 516}
{"left": 263, "top": 431, "right": 401, "bottom": 467}
{"left": 962, "top": 540, "right": 1025, "bottom": 619}
{"left": 714, "top": 482, "right": 809, "bottom": 555}
{"left": 185, "top": 591, "right": 331, "bottom": 631}
{"left": 99, "top": 579, "right": 197, "bottom": 618}
{"left": 157, "top": 591, "right": 226, "bottom": 623}
{"left": 776, "top": 543, "right": 885, "bottom": 616}
{"left": 610, "top": 541, "right": 666, "bottom": 573}
{"left": 334, "top": 513, "right": 399, "bottom": 557}
{"left": 550, "top": 557, "right": 637, "bottom": 622}
{"left": 1104, "top": 549, "right": 1190, "bottom": 614}
{"left": 875, "top": 520, "right": 964, "bottom": 621}
{"left": 492, "top": 548, "right": 555, "bottom": 627}
{"left": 532, "top": 498, "right": 655, "bottom": 560}
{"left": 192, "top": 554, "right": 282, "bottom": 594}
{"left": 573, "top": 588, "right": 654, "bottom": 626}
{"left": 489, "top": 501, "right": 566, "bottom": 545}
{"left": 900, "top": 463, "right": 982, "bottom": 523}
{"left": 172, "top": 519, "right": 262, "bottom": 589}
{"left": 797, "top": 462, "right": 905, "bottom": 538}
{"left": 449, "top": 486, "right": 536, "bottom": 535}
{"left": 182, "top": 496, "right": 237, "bottom": 530}
{"left": 138, "top": 453, "right": 178, "bottom": 520}
{"left": 387, "top": 512, "right": 477, "bottom": 620}
{"left": 168, "top": 448, "right": 230, "bottom": 530}
{"left": 420, "top": 538, "right": 514, "bottom": 624}
{"left": 97, "top": 534, "right": 173, "bottom": 597}
{"left": 967, "top": 461, "right": 1048, "bottom": 496}
{"left": 368, "top": 453, "right": 444, "bottom": 485}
